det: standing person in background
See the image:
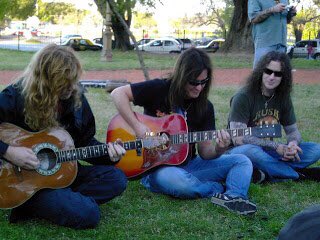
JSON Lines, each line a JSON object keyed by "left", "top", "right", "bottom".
{"left": 248, "top": 0, "right": 297, "bottom": 68}
{"left": 111, "top": 48, "right": 257, "bottom": 215}
{"left": 0, "top": 44, "right": 127, "bottom": 229}
{"left": 307, "top": 42, "right": 314, "bottom": 60}
{"left": 228, "top": 51, "right": 320, "bottom": 183}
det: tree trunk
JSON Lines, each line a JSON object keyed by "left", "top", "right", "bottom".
{"left": 294, "top": 28, "right": 303, "bottom": 42}
{"left": 94, "top": 0, "right": 134, "bottom": 51}
{"left": 222, "top": 0, "right": 253, "bottom": 53}
{"left": 112, "top": 21, "right": 132, "bottom": 50}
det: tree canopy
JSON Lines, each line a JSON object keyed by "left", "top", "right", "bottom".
{"left": 94, "top": 0, "right": 159, "bottom": 50}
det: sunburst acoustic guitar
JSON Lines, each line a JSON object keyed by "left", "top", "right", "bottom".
{"left": 107, "top": 112, "right": 282, "bottom": 178}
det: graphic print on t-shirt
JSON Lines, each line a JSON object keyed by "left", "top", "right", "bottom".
{"left": 253, "top": 108, "right": 280, "bottom": 126}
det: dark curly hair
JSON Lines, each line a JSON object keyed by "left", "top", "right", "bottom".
{"left": 245, "top": 51, "right": 293, "bottom": 101}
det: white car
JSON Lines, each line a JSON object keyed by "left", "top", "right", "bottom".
{"left": 137, "top": 38, "right": 181, "bottom": 53}
{"left": 196, "top": 38, "right": 225, "bottom": 53}
{"left": 288, "top": 39, "right": 320, "bottom": 59}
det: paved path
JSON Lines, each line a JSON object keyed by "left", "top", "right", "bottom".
{"left": 0, "top": 69, "right": 319, "bottom": 86}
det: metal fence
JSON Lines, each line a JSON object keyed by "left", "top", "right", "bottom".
{"left": 0, "top": 32, "right": 66, "bottom": 52}
{"left": 0, "top": 29, "right": 222, "bottom": 54}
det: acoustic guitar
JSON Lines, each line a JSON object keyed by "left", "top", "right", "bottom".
{"left": 107, "top": 112, "right": 282, "bottom": 178}
{"left": 0, "top": 123, "right": 117, "bottom": 209}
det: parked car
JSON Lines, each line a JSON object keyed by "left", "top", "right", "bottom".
{"left": 55, "top": 34, "right": 82, "bottom": 44}
{"left": 287, "top": 39, "right": 320, "bottom": 59}
{"left": 137, "top": 38, "right": 181, "bottom": 53}
{"left": 136, "top": 38, "right": 154, "bottom": 46}
{"left": 93, "top": 37, "right": 116, "bottom": 49}
{"left": 93, "top": 37, "right": 103, "bottom": 45}
{"left": 196, "top": 38, "right": 225, "bottom": 53}
{"left": 176, "top": 38, "right": 194, "bottom": 50}
{"left": 62, "top": 38, "right": 102, "bottom": 51}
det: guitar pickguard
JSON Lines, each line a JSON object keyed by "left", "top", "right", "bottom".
{"left": 142, "top": 145, "right": 179, "bottom": 169}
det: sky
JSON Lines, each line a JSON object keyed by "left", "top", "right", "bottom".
{"left": 154, "top": 0, "right": 205, "bottom": 19}
{"left": 147, "top": 0, "right": 207, "bottom": 34}
{"left": 69, "top": 0, "right": 207, "bottom": 34}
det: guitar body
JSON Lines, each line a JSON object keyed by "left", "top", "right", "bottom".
{"left": 0, "top": 123, "right": 77, "bottom": 209}
{"left": 107, "top": 113, "right": 188, "bottom": 178}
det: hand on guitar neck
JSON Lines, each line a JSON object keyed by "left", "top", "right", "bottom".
{"left": 214, "top": 129, "right": 231, "bottom": 150}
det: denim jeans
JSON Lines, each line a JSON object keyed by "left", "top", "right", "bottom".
{"left": 17, "top": 164, "right": 127, "bottom": 229}
{"left": 228, "top": 142, "right": 320, "bottom": 181}
{"left": 253, "top": 44, "right": 287, "bottom": 68}
{"left": 141, "top": 154, "right": 253, "bottom": 199}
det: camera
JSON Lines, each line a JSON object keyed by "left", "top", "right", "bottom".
{"left": 286, "top": 5, "right": 297, "bottom": 17}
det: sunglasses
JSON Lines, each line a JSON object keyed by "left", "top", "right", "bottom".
{"left": 188, "top": 77, "right": 210, "bottom": 86}
{"left": 264, "top": 68, "right": 283, "bottom": 77}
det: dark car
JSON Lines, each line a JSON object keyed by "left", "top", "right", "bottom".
{"left": 62, "top": 38, "right": 102, "bottom": 51}
{"left": 176, "top": 38, "right": 193, "bottom": 50}
{"left": 196, "top": 38, "right": 225, "bottom": 53}
{"left": 93, "top": 37, "right": 103, "bottom": 45}
{"left": 93, "top": 37, "right": 116, "bottom": 49}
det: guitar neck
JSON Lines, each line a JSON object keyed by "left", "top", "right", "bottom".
{"left": 57, "top": 144, "right": 108, "bottom": 163}
{"left": 170, "top": 128, "right": 252, "bottom": 144}
{"left": 57, "top": 139, "right": 143, "bottom": 163}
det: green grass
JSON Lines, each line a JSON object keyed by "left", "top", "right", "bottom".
{"left": 0, "top": 48, "right": 319, "bottom": 70}
{"left": 0, "top": 84, "right": 319, "bottom": 239}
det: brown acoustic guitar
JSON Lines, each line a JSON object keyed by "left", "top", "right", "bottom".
{"left": 107, "top": 112, "right": 282, "bottom": 178}
{"left": 0, "top": 123, "right": 120, "bottom": 209}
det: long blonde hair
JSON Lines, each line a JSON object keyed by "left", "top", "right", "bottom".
{"left": 19, "top": 44, "right": 83, "bottom": 130}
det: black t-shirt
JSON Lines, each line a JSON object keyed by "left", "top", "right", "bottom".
{"left": 131, "top": 78, "right": 216, "bottom": 160}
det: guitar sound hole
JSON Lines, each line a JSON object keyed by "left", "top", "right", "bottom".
{"left": 37, "top": 148, "right": 57, "bottom": 171}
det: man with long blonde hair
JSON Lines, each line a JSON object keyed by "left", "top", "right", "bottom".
{"left": 0, "top": 44, "right": 127, "bottom": 229}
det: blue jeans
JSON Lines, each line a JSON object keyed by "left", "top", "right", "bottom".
{"left": 17, "top": 164, "right": 127, "bottom": 229}
{"left": 253, "top": 44, "right": 287, "bottom": 68}
{"left": 228, "top": 142, "right": 320, "bottom": 181}
{"left": 141, "top": 154, "right": 253, "bottom": 199}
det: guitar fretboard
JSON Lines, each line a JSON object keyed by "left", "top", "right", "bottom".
{"left": 122, "top": 140, "right": 143, "bottom": 151}
{"left": 57, "top": 139, "right": 143, "bottom": 163}
{"left": 57, "top": 145, "right": 109, "bottom": 163}
{"left": 170, "top": 128, "right": 252, "bottom": 144}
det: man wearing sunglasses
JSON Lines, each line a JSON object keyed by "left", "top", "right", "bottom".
{"left": 228, "top": 51, "right": 320, "bottom": 183}
{"left": 111, "top": 48, "right": 257, "bottom": 215}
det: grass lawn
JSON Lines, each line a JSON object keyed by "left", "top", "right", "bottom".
{"left": 0, "top": 48, "right": 319, "bottom": 239}
{"left": 0, "top": 83, "right": 319, "bottom": 239}
{"left": 0, "top": 48, "right": 319, "bottom": 70}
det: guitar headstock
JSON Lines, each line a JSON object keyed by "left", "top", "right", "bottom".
{"left": 252, "top": 124, "right": 282, "bottom": 138}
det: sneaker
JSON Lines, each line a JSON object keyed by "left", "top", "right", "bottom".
{"left": 252, "top": 168, "right": 266, "bottom": 184}
{"left": 296, "top": 167, "right": 320, "bottom": 182}
{"left": 211, "top": 193, "right": 257, "bottom": 215}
